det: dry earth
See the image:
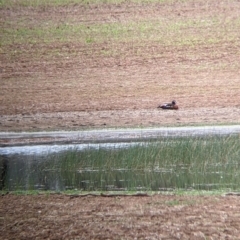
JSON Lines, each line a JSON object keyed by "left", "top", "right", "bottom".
{"left": 1, "top": 193, "right": 240, "bottom": 239}
{"left": 1, "top": 0, "right": 240, "bottom": 239}
{"left": 0, "top": 0, "right": 240, "bottom": 132}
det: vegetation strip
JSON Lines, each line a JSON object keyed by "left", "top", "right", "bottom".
{"left": 225, "top": 192, "right": 240, "bottom": 196}
{"left": 69, "top": 192, "right": 150, "bottom": 198}
{"left": 2, "top": 135, "right": 240, "bottom": 192}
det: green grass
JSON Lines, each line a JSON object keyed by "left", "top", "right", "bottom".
{"left": 2, "top": 135, "right": 240, "bottom": 192}
{"left": 2, "top": 17, "right": 240, "bottom": 67}
{"left": 2, "top": 17, "right": 240, "bottom": 46}
{"left": 1, "top": 0, "right": 240, "bottom": 71}
{"left": 1, "top": 0, "right": 240, "bottom": 75}
{"left": 0, "top": 188, "right": 233, "bottom": 196}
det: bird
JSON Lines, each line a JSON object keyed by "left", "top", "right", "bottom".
{"left": 158, "top": 100, "right": 179, "bottom": 110}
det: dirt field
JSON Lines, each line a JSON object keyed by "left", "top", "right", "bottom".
{"left": 1, "top": 193, "right": 240, "bottom": 239}
{"left": 1, "top": 0, "right": 240, "bottom": 238}
{"left": 1, "top": 0, "right": 240, "bottom": 131}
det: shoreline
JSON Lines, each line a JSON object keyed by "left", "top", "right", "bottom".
{"left": 1, "top": 125, "right": 240, "bottom": 147}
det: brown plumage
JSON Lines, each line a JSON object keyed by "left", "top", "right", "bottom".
{"left": 158, "top": 100, "right": 179, "bottom": 110}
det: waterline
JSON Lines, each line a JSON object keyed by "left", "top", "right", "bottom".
{"left": 1, "top": 125, "right": 240, "bottom": 146}
{"left": 0, "top": 142, "right": 144, "bottom": 156}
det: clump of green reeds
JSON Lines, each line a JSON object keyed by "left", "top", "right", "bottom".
{"left": 2, "top": 135, "right": 240, "bottom": 192}
{"left": 55, "top": 135, "right": 240, "bottom": 191}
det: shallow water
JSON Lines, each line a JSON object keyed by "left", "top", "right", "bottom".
{"left": 0, "top": 142, "right": 146, "bottom": 191}
{"left": 1, "top": 125, "right": 240, "bottom": 191}
{"left": 0, "top": 142, "right": 143, "bottom": 156}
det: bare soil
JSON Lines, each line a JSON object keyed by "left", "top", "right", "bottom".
{"left": 1, "top": 1, "right": 240, "bottom": 239}
{"left": 1, "top": 193, "right": 240, "bottom": 239}
{"left": 1, "top": 0, "right": 240, "bottom": 132}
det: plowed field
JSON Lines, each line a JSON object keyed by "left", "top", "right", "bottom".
{"left": 1, "top": 193, "right": 240, "bottom": 239}
{"left": 1, "top": 1, "right": 240, "bottom": 239}
{"left": 1, "top": 0, "right": 240, "bottom": 131}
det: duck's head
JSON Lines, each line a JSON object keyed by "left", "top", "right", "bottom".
{"left": 172, "top": 100, "right": 176, "bottom": 105}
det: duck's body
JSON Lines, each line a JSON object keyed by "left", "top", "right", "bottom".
{"left": 158, "top": 100, "right": 179, "bottom": 110}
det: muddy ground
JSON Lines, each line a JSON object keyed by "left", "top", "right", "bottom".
{"left": 1, "top": 0, "right": 240, "bottom": 239}
{"left": 1, "top": 193, "right": 240, "bottom": 239}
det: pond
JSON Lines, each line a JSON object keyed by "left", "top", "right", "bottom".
{"left": 0, "top": 142, "right": 145, "bottom": 191}
{"left": 1, "top": 126, "right": 240, "bottom": 192}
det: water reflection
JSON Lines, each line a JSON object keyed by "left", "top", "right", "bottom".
{"left": 0, "top": 142, "right": 143, "bottom": 156}
{"left": 0, "top": 142, "right": 144, "bottom": 191}
{"left": 0, "top": 156, "right": 7, "bottom": 190}
{"left": 1, "top": 137, "right": 240, "bottom": 192}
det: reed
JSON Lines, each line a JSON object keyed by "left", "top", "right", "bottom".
{"left": 53, "top": 135, "right": 240, "bottom": 191}
{"left": 2, "top": 135, "right": 240, "bottom": 192}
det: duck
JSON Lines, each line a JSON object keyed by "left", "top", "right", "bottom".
{"left": 158, "top": 100, "right": 179, "bottom": 110}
